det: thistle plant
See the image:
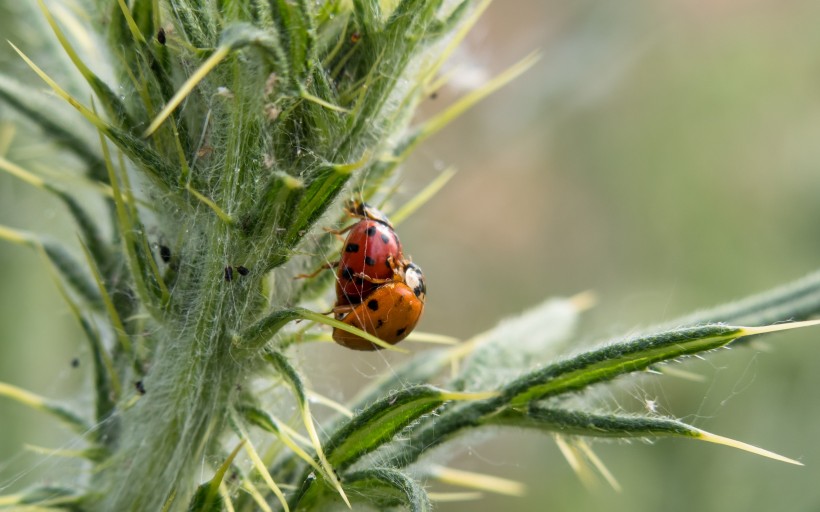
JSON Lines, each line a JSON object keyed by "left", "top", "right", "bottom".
{"left": 1, "top": 1, "right": 820, "bottom": 511}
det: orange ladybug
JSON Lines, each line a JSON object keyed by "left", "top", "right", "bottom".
{"left": 332, "top": 263, "right": 426, "bottom": 351}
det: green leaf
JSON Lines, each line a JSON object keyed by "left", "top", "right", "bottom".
{"left": 0, "top": 75, "right": 106, "bottom": 182}
{"left": 0, "top": 382, "right": 90, "bottom": 434}
{"left": 345, "top": 468, "right": 431, "bottom": 512}
{"left": 326, "top": 385, "right": 467, "bottom": 470}
{"left": 265, "top": 351, "right": 350, "bottom": 508}
{"left": 504, "top": 324, "right": 745, "bottom": 407}
{"left": 0, "top": 225, "right": 102, "bottom": 307}
{"left": 12, "top": 486, "right": 85, "bottom": 510}
{"left": 187, "top": 440, "right": 245, "bottom": 512}
{"left": 488, "top": 406, "right": 802, "bottom": 465}
{"left": 652, "top": 269, "right": 820, "bottom": 330}
{"left": 451, "top": 296, "right": 585, "bottom": 392}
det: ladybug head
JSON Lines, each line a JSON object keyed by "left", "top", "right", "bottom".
{"left": 404, "top": 263, "right": 426, "bottom": 302}
{"left": 346, "top": 199, "right": 394, "bottom": 228}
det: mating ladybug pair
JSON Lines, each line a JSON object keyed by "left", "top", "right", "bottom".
{"left": 307, "top": 201, "right": 426, "bottom": 351}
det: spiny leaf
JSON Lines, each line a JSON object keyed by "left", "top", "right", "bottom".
{"left": 46, "top": 255, "right": 119, "bottom": 425}
{"left": 488, "top": 406, "right": 802, "bottom": 465}
{"left": 24, "top": 443, "right": 109, "bottom": 463}
{"left": 78, "top": 240, "right": 132, "bottom": 355}
{"left": 265, "top": 351, "right": 350, "bottom": 508}
{"left": 381, "top": 321, "right": 820, "bottom": 470}
{"left": 344, "top": 468, "right": 431, "bottom": 512}
{"left": 505, "top": 321, "right": 820, "bottom": 407}
{"left": 325, "top": 385, "right": 497, "bottom": 470}
{"left": 1, "top": 486, "right": 84, "bottom": 510}
{"left": 238, "top": 405, "right": 323, "bottom": 474}
{"left": 37, "top": 0, "right": 134, "bottom": 127}
{"left": 10, "top": 43, "right": 179, "bottom": 190}
{"left": 451, "top": 296, "right": 586, "bottom": 392}
{"left": 0, "top": 75, "right": 106, "bottom": 180}
{"left": 0, "top": 224, "right": 102, "bottom": 307}
{"left": 0, "top": 382, "right": 90, "bottom": 434}
{"left": 187, "top": 439, "right": 245, "bottom": 512}
{"left": 653, "top": 268, "right": 820, "bottom": 330}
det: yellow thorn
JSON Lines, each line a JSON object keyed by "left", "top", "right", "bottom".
{"left": 389, "top": 166, "right": 457, "bottom": 226}
{"left": 241, "top": 480, "right": 274, "bottom": 512}
{"left": 300, "top": 90, "right": 349, "bottom": 113}
{"left": 0, "top": 381, "right": 46, "bottom": 409}
{"left": 299, "top": 403, "right": 351, "bottom": 508}
{"left": 333, "top": 149, "right": 372, "bottom": 174}
{"left": 144, "top": 46, "right": 231, "bottom": 137}
{"left": 308, "top": 390, "right": 354, "bottom": 418}
{"left": 695, "top": 429, "right": 802, "bottom": 466}
{"left": 9, "top": 42, "right": 106, "bottom": 129}
{"left": 568, "top": 290, "right": 598, "bottom": 313}
{"left": 409, "top": 51, "right": 540, "bottom": 155}
{"left": 740, "top": 319, "right": 820, "bottom": 337}
{"left": 0, "top": 224, "right": 32, "bottom": 245}
{"left": 243, "top": 438, "right": 291, "bottom": 512}
{"left": 404, "top": 331, "right": 461, "bottom": 345}
{"left": 554, "top": 435, "right": 598, "bottom": 490}
{"left": 299, "top": 309, "right": 409, "bottom": 353}
{"left": 115, "top": 0, "right": 147, "bottom": 43}
{"left": 428, "top": 492, "right": 484, "bottom": 502}
{"left": 576, "top": 440, "right": 621, "bottom": 492}
{"left": 428, "top": 465, "right": 526, "bottom": 497}
{"left": 185, "top": 184, "right": 233, "bottom": 224}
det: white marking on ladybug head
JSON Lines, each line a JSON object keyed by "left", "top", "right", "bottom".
{"left": 404, "top": 263, "right": 426, "bottom": 301}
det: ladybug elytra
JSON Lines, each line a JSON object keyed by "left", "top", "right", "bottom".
{"left": 332, "top": 262, "right": 426, "bottom": 351}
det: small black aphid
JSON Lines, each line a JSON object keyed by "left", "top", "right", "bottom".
{"left": 224, "top": 266, "right": 234, "bottom": 282}
{"left": 71, "top": 357, "right": 80, "bottom": 368}
{"left": 157, "top": 27, "right": 166, "bottom": 45}
{"left": 159, "top": 245, "right": 171, "bottom": 263}
{"left": 135, "top": 380, "right": 146, "bottom": 395}
{"left": 236, "top": 265, "right": 249, "bottom": 276}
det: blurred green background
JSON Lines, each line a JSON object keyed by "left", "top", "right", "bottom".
{"left": 3, "top": 0, "right": 820, "bottom": 510}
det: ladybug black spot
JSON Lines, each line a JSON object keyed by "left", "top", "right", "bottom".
{"left": 376, "top": 319, "right": 384, "bottom": 328}
{"left": 380, "top": 233, "right": 390, "bottom": 244}
{"left": 366, "top": 226, "right": 377, "bottom": 237}
{"left": 396, "top": 327, "right": 407, "bottom": 337}
{"left": 159, "top": 245, "right": 171, "bottom": 263}
{"left": 345, "top": 243, "right": 360, "bottom": 253}
{"left": 364, "top": 256, "right": 376, "bottom": 266}
{"left": 367, "top": 299, "right": 379, "bottom": 311}
{"left": 342, "top": 267, "right": 356, "bottom": 280}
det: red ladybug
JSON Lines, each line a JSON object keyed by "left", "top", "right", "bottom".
{"left": 333, "top": 263, "right": 426, "bottom": 350}
{"left": 296, "top": 200, "right": 404, "bottom": 305}
{"left": 335, "top": 218, "right": 403, "bottom": 305}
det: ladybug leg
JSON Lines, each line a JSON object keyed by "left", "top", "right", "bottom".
{"left": 322, "top": 224, "right": 354, "bottom": 242}
{"left": 331, "top": 303, "right": 355, "bottom": 320}
{"left": 294, "top": 260, "right": 339, "bottom": 279}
